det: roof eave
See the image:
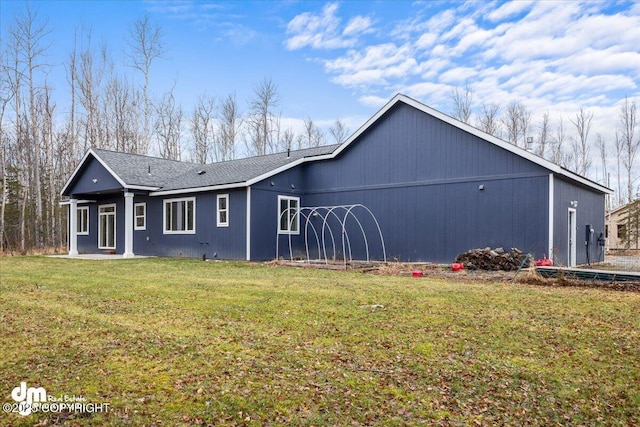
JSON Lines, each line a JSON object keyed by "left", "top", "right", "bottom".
{"left": 149, "top": 181, "right": 247, "bottom": 196}
{"left": 60, "top": 148, "right": 129, "bottom": 196}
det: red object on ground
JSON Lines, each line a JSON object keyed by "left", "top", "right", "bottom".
{"left": 412, "top": 270, "right": 424, "bottom": 277}
{"left": 451, "top": 263, "right": 464, "bottom": 271}
{"left": 536, "top": 258, "right": 553, "bottom": 266}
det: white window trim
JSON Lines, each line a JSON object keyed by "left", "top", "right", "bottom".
{"left": 278, "top": 195, "right": 300, "bottom": 235}
{"left": 217, "top": 194, "right": 229, "bottom": 227}
{"left": 163, "top": 197, "right": 196, "bottom": 234}
{"left": 134, "top": 202, "right": 146, "bottom": 230}
{"left": 77, "top": 206, "right": 89, "bottom": 235}
{"left": 98, "top": 203, "right": 116, "bottom": 250}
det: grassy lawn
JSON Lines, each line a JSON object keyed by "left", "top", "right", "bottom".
{"left": 1, "top": 257, "right": 639, "bottom": 426}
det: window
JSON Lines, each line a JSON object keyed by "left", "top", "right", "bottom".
{"left": 77, "top": 206, "right": 89, "bottom": 235}
{"left": 617, "top": 224, "right": 627, "bottom": 241}
{"left": 217, "top": 194, "right": 229, "bottom": 227}
{"left": 163, "top": 197, "right": 195, "bottom": 234}
{"left": 134, "top": 203, "right": 146, "bottom": 230}
{"left": 98, "top": 204, "right": 116, "bottom": 249}
{"left": 278, "top": 196, "right": 299, "bottom": 234}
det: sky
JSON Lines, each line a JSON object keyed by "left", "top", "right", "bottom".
{"left": 1, "top": 0, "right": 639, "bottom": 182}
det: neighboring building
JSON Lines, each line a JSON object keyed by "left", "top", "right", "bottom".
{"left": 61, "top": 94, "right": 611, "bottom": 266}
{"left": 606, "top": 200, "right": 640, "bottom": 251}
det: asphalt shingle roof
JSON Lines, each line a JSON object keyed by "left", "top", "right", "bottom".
{"left": 92, "top": 145, "right": 339, "bottom": 192}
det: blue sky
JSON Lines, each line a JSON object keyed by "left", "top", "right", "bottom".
{"left": 1, "top": 0, "right": 639, "bottom": 174}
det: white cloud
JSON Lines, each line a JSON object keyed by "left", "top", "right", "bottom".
{"left": 438, "top": 66, "right": 477, "bottom": 84}
{"left": 486, "top": 0, "right": 534, "bottom": 22}
{"left": 358, "top": 95, "right": 389, "bottom": 108}
{"left": 285, "top": 2, "right": 372, "bottom": 50}
{"left": 324, "top": 43, "right": 419, "bottom": 88}
{"left": 343, "top": 15, "right": 372, "bottom": 36}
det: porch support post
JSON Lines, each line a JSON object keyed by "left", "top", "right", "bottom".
{"left": 548, "top": 173, "right": 554, "bottom": 262}
{"left": 69, "top": 198, "right": 79, "bottom": 256}
{"left": 123, "top": 192, "right": 134, "bottom": 258}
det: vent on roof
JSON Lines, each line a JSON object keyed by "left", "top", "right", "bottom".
{"left": 197, "top": 170, "right": 206, "bottom": 175}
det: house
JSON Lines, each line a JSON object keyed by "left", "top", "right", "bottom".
{"left": 61, "top": 94, "right": 611, "bottom": 266}
{"left": 606, "top": 200, "right": 640, "bottom": 252}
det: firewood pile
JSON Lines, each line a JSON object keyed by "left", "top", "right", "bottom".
{"left": 455, "top": 247, "right": 530, "bottom": 271}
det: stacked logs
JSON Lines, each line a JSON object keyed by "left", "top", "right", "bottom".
{"left": 455, "top": 247, "right": 529, "bottom": 271}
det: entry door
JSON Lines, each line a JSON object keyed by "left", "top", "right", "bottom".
{"left": 568, "top": 208, "right": 576, "bottom": 267}
{"left": 99, "top": 204, "right": 116, "bottom": 249}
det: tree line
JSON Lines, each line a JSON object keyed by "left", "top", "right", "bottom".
{"left": 1, "top": 6, "right": 638, "bottom": 253}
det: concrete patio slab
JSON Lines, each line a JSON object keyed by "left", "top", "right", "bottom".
{"left": 47, "top": 254, "right": 152, "bottom": 260}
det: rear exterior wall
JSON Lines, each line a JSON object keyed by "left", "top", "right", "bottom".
{"left": 293, "top": 102, "right": 552, "bottom": 263}
{"left": 552, "top": 176, "right": 606, "bottom": 266}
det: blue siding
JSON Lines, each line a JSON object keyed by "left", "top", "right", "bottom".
{"left": 304, "top": 103, "right": 546, "bottom": 193}
{"left": 299, "top": 176, "right": 549, "bottom": 263}
{"left": 251, "top": 167, "right": 305, "bottom": 260}
{"left": 77, "top": 196, "right": 125, "bottom": 254}
{"left": 76, "top": 190, "right": 246, "bottom": 259}
{"left": 76, "top": 202, "right": 97, "bottom": 254}
{"left": 553, "top": 177, "right": 606, "bottom": 265}
{"left": 132, "top": 190, "right": 246, "bottom": 259}
{"left": 67, "top": 157, "right": 122, "bottom": 196}
{"left": 275, "top": 102, "right": 554, "bottom": 263}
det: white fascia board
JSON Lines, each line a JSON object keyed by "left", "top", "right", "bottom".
{"left": 245, "top": 158, "right": 308, "bottom": 186}
{"left": 60, "top": 149, "right": 94, "bottom": 196}
{"left": 90, "top": 150, "right": 129, "bottom": 188}
{"left": 59, "top": 199, "right": 96, "bottom": 206}
{"left": 149, "top": 182, "right": 246, "bottom": 197}
{"left": 126, "top": 185, "right": 160, "bottom": 191}
{"left": 60, "top": 148, "right": 127, "bottom": 195}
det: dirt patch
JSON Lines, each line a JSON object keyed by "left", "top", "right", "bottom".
{"left": 272, "top": 260, "right": 640, "bottom": 292}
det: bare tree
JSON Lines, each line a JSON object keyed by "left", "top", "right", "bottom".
{"left": 105, "top": 74, "right": 140, "bottom": 153}
{"left": 614, "top": 131, "right": 624, "bottom": 207}
{"left": 282, "top": 128, "right": 295, "bottom": 151}
{"left": 64, "top": 29, "right": 80, "bottom": 158}
{"left": 595, "top": 133, "right": 608, "bottom": 186}
{"left": 0, "top": 52, "right": 15, "bottom": 251}
{"left": 154, "top": 86, "right": 183, "bottom": 160}
{"left": 125, "top": 14, "right": 165, "bottom": 154}
{"left": 535, "top": 111, "right": 551, "bottom": 157}
{"left": 329, "top": 118, "right": 349, "bottom": 144}
{"left": 298, "top": 116, "right": 324, "bottom": 148}
{"left": 77, "top": 32, "right": 109, "bottom": 149}
{"left": 246, "top": 78, "right": 281, "bottom": 156}
{"left": 549, "top": 117, "right": 568, "bottom": 168}
{"left": 501, "top": 101, "right": 530, "bottom": 147}
{"left": 451, "top": 83, "right": 473, "bottom": 124}
{"left": 569, "top": 107, "right": 593, "bottom": 176}
{"left": 9, "top": 4, "right": 51, "bottom": 249}
{"left": 619, "top": 96, "right": 638, "bottom": 204}
{"left": 190, "top": 94, "right": 216, "bottom": 164}
{"left": 476, "top": 103, "right": 501, "bottom": 137}
{"left": 217, "top": 93, "right": 241, "bottom": 161}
